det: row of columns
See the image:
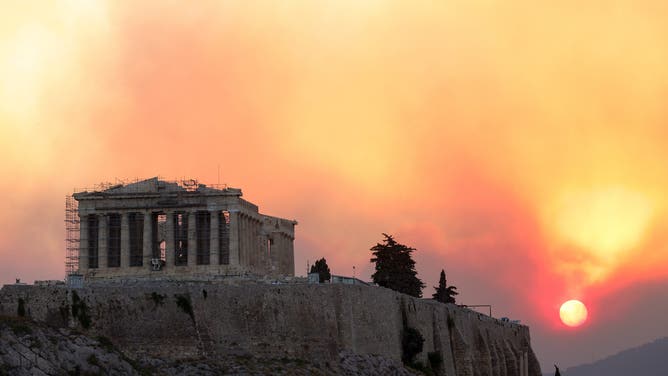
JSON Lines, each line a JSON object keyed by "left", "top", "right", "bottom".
{"left": 79, "top": 210, "right": 238, "bottom": 272}
{"left": 235, "top": 214, "right": 294, "bottom": 276}
{"left": 237, "top": 213, "right": 263, "bottom": 273}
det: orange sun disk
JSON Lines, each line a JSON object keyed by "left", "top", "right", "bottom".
{"left": 559, "top": 300, "right": 588, "bottom": 327}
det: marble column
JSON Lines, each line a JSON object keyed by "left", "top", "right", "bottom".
{"left": 143, "top": 211, "right": 152, "bottom": 267}
{"left": 248, "top": 217, "right": 254, "bottom": 268}
{"left": 240, "top": 215, "right": 246, "bottom": 266}
{"left": 242, "top": 214, "right": 248, "bottom": 267}
{"left": 248, "top": 217, "right": 253, "bottom": 267}
{"left": 165, "top": 211, "right": 175, "bottom": 268}
{"left": 236, "top": 214, "right": 243, "bottom": 266}
{"left": 229, "top": 210, "right": 240, "bottom": 267}
{"left": 250, "top": 217, "right": 264, "bottom": 273}
{"left": 251, "top": 218, "right": 259, "bottom": 271}
{"left": 210, "top": 211, "right": 220, "bottom": 266}
{"left": 188, "top": 211, "right": 197, "bottom": 267}
{"left": 98, "top": 214, "right": 108, "bottom": 269}
{"left": 255, "top": 219, "right": 263, "bottom": 273}
{"left": 120, "top": 212, "right": 130, "bottom": 269}
{"left": 281, "top": 234, "right": 289, "bottom": 275}
{"left": 286, "top": 233, "right": 295, "bottom": 276}
{"left": 78, "top": 213, "right": 89, "bottom": 272}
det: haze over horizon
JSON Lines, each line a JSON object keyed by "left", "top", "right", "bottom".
{"left": 2, "top": 1, "right": 668, "bottom": 370}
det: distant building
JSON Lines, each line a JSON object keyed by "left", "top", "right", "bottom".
{"left": 71, "top": 177, "right": 296, "bottom": 280}
{"left": 307, "top": 273, "right": 369, "bottom": 286}
{"left": 307, "top": 272, "right": 320, "bottom": 284}
{"left": 330, "top": 275, "right": 369, "bottom": 286}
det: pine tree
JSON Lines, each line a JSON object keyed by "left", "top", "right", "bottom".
{"left": 370, "top": 234, "right": 425, "bottom": 298}
{"left": 310, "top": 258, "right": 331, "bottom": 283}
{"left": 432, "top": 269, "right": 458, "bottom": 304}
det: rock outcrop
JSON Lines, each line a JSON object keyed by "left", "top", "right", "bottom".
{"left": 0, "top": 280, "right": 541, "bottom": 375}
{"left": 0, "top": 316, "right": 136, "bottom": 375}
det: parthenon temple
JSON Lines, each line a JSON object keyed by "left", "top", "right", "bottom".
{"left": 70, "top": 178, "right": 296, "bottom": 279}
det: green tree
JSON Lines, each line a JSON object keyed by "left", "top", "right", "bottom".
{"left": 310, "top": 258, "right": 331, "bottom": 283}
{"left": 432, "top": 269, "right": 458, "bottom": 304}
{"left": 370, "top": 234, "right": 425, "bottom": 297}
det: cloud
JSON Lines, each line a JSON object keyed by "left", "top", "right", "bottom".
{"left": 2, "top": 1, "right": 668, "bottom": 369}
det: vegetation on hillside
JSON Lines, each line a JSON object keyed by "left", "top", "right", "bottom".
{"left": 432, "top": 269, "right": 458, "bottom": 304}
{"left": 370, "top": 234, "right": 425, "bottom": 298}
{"left": 310, "top": 258, "right": 331, "bottom": 283}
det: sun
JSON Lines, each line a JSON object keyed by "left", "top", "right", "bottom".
{"left": 560, "top": 299, "right": 588, "bottom": 327}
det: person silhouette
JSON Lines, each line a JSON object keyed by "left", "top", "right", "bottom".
{"left": 554, "top": 364, "right": 561, "bottom": 376}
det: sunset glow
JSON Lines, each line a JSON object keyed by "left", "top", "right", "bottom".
{"left": 546, "top": 186, "right": 655, "bottom": 283}
{"left": 2, "top": 0, "right": 668, "bottom": 370}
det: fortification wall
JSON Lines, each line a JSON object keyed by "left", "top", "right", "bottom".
{"left": 0, "top": 282, "right": 541, "bottom": 375}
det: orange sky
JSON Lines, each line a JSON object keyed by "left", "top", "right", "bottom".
{"left": 2, "top": 0, "right": 668, "bottom": 369}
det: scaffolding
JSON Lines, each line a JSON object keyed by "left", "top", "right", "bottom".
{"left": 65, "top": 195, "right": 80, "bottom": 276}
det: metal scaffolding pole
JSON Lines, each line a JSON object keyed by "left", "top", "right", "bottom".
{"left": 65, "top": 195, "right": 80, "bottom": 276}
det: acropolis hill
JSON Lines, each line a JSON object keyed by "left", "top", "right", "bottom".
{"left": 0, "top": 178, "right": 541, "bottom": 375}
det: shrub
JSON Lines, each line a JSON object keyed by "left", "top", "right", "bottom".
{"left": 428, "top": 351, "right": 442, "bottom": 369}
{"left": 10, "top": 323, "right": 32, "bottom": 336}
{"left": 0, "top": 363, "right": 13, "bottom": 376}
{"left": 69, "top": 365, "right": 81, "bottom": 376}
{"left": 96, "top": 336, "right": 114, "bottom": 352}
{"left": 408, "top": 361, "right": 433, "bottom": 375}
{"left": 17, "top": 298, "right": 25, "bottom": 317}
{"left": 87, "top": 354, "right": 100, "bottom": 367}
{"left": 175, "top": 295, "right": 194, "bottom": 322}
{"left": 150, "top": 292, "right": 165, "bottom": 306}
{"left": 71, "top": 291, "right": 92, "bottom": 329}
{"left": 29, "top": 337, "right": 42, "bottom": 349}
{"left": 447, "top": 315, "right": 455, "bottom": 330}
{"left": 71, "top": 292, "right": 81, "bottom": 317}
{"left": 59, "top": 305, "right": 70, "bottom": 323}
{"left": 401, "top": 326, "right": 424, "bottom": 364}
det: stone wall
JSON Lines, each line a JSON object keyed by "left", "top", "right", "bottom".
{"left": 0, "top": 282, "right": 541, "bottom": 375}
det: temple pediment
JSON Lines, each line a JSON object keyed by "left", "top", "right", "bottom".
{"left": 75, "top": 177, "right": 241, "bottom": 199}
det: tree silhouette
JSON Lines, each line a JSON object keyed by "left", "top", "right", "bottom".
{"left": 310, "top": 257, "right": 331, "bottom": 283}
{"left": 432, "top": 269, "right": 458, "bottom": 304}
{"left": 370, "top": 234, "right": 424, "bottom": 298}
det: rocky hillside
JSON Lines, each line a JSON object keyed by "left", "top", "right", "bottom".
{"left": 0, "top": 316, "right": 136, "bottom": 375}
{"left": 0, "top": 316, "right": 418, "bottom": 375}
{"left": 564, "top": 337, "right": 668, "bottom": 376}
{"left": 0, "top": 280, "right": 541, "bottom": 375}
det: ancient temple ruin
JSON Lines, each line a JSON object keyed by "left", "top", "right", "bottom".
{"left": 67, "top": 178, "right": 296, "bottom": 279}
